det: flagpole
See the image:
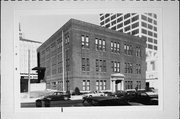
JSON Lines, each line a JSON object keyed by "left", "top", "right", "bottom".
{"left": 62, "top": 30, "right": 65, "bottom": 92}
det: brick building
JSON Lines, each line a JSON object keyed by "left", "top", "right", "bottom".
{"left": 37, "top": 19, "right": 146, "bottom": 93}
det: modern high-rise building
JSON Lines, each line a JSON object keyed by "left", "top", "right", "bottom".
{"left": 99, "top": 13, "right": 158, "bottom": 89}
{"left": 37, "top": 19, "right": 146, "bottom": 93}
{"left": 19, "top": 25, "right": 42, "bottom": 92}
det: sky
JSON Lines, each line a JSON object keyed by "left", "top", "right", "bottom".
{"left": 20, "top": 14, "right": 100, "bottom": 43}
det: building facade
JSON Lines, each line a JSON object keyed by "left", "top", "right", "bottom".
{"left": 19, "top": 38, "right": 42, "bottom": 92}
{"left": 99, "top": 13, "right": 158, "bottom": 89}
{"left": 37, "top": 19, "right": 146, "bottom": 93}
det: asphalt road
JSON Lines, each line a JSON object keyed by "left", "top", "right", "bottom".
{"left": 21, "top": 99, "right": 145, "bottom": 108}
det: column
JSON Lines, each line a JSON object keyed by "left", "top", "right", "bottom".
{"left": 121, "top": 80, "right": 124, "bottom": 90}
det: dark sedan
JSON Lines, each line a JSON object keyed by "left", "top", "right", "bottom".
{"left": 127, "top": 92, "right": 158, "bottom": 105}
{"left": 36, "top": 91, "right": 70, "bottom": 107}
{"left": 82, "top": 96, "right": 129, "bottom": 106}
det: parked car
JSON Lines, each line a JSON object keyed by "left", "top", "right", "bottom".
{"left": 127, "top": 91, "right": 158, "bottom": 105}
{"left": 82, "top": 96, "right": 129, "bottom": 106}
{"left": 36, "top": 91, "right": 70, "bottom": 107}
{"left": 83, "top": 91, "right": 105, "bottom": 98}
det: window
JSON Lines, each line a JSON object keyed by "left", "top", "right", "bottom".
{"left": 124, "top": 19, "right": 130, "bottom": 26}
{"left": 148, "top": 17, "right": 153, "bottom": 23}
{"left": 142, "top": 29, "right": 147, "bottom": 34}
{"left": 96, "top": 59, "right": 106, "bottom": 72}
{"left": 132, "top": 22, "right": 139, "bottom": 29}
{"left": 114, "top": 62, "right": 117, "bottom": 72}
{"left": 111, "top": 41, "right": 114, "bottom": 52}
{"left": 148, "top": 24, "right": 153, "bottom": 30}
{"left": 96, "top": 80, "right": 99, "bottom": 90}
{"left": 132, "top": 15, "right": 139, "bottom": 22}
{"left": 100, "top": 21, "right": 104, "bottom": 26}
{"left": 81, "top": 35, "right": 85, "bottom": 48}
{"left": 136, "top": 46, "right": 141, "bottom": 57}
{"left": 148, "top": 31, "right": 153, "bottom": 36}
{"left": 83, "top": 80, "right": 90, "bottom": 91}
{"left": 117, "top": 17, "right": 123, "bottom": 23}
{"left": 117, "top": 13, "right": 122, "bottom": 17}
{"left": 117, "top": 43, "right": 120, "bottom": 52}
{"left": 112, "top": 26, "right": 116, "bottom": 30}
{"left": 136, "top": 64, "right": 141, "bottom": 74}
{"left": 148, "top": 44, "right": 153, "bottom": 49}
{"left": 154, "top": 33, "right": 157, "bottom": 38}
{"left": 125, "top": 26, "right": 130, "bottom": 32}
{"left": 148, "top": 37, "right": 153, "bottom": 43}
{"left": 137, "top": 81, "right": 141, "bottom": 89}
{"left": 96, "top": 59, "right": 99, "bottom": 72}
{"left": 125, "top": 62, "right": 133, "bottom": 73}
{"left": 105, "top": 18, "right": 110, "bottom": 23}
{"left": 154, "top": 20, "right": 157, "bottom": 25}
{"left": 114, "top": 42, "right": 117, "bottom": 52}
{"left": 141, "top": 15, "right": 147, "bottom": 21}
{"left": 132, "top": 29, "right": 139, "bottom": 35}
{"left": 117, "top": 62, "right": 120, "bottom": 73}
{"left": 81, "top": 35, "right": 89, "bottom": 49}
{"left": 124, "top": 44, "right": 133, "bottom": 55}
{"left": 142, "top": 22, "right": 147, "bottom": 28}
{"left": 111, "top": 20, "right": 116, "bottom": 26}
{"left": 82, "top": 58, "right": 85, "bottom": 71}
{"left": 154, "top": 46, "right": 158, "bottom": 50}
{"left": 117, "top": 23, "right": 123, "bottom": 29}
{"left": 111, "top": 41, "right": 120, "bottom": 53}
{"left": 112, "top": 61, "right": 120, "bottom": 73}
{"left": 99, "top": 39, "right": 102, "bottom": 50}
{"left": 95, "top": 38, "right": 98, "bottom": 50}
{"left": 105, "top": 13, "right": 110, "bottom": 18}
{"left": 103, "top": 80, "right": 106, "bottom": 90}
{"left": 102, "top": 60, "right": 107, "bottom": 72}
{"left": 124, "top": 13, "right": 130, "bottom": 19}
{"left": 95, "top": 38, "right": 106, "bottom": 51}
{"left": 86, "top": 36, "right": 89, "bottom": 47}
{"left": 86, "top": 80, "right": 90, "bottom": 91}
{"left": 99, "top": 60, "right": 102, "bottom": 72}
{"left": 100, "top": 16, "right": 104, "bottom": 21}
{"left": 125, "top": 81, "right": 133, "bottom": 89}
{"left": 105, "top": 24, "right": 110, "bottom": 28}
{"left": 82, "top": 58, "right": 90, "bottom": 71}
{"left": 102, "top": 40, "right": 106, "bottom": 51}
{"left": 154, "top": 39, "right": 157, "bottom": 44}
{"left": 96, "top": 80, "right": 106, "bottom": 91}
{"left": 100, "top": 80, "right": 103, "bottom": 90}
{"left": 83, "top": 80, "right": 86, "bottom": 91}
{"left": 154, "top": 27, "right": 157, "bottom": 31}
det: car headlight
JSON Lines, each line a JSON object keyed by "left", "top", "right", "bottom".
{"left": 46, "top": 98, "right": 51, "bottom": 100}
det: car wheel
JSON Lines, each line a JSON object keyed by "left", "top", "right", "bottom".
{"left": 36, "top": 100, "right": 42, "bottom": 107}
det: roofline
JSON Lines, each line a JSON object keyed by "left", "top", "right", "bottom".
{"left": 37, "top": 18, "right": 146, "bottom": 51}
{"left": 20, "top": 38, "right": 42, "bottom": 44}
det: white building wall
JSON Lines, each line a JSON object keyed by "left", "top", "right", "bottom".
{"left": 19, "top": 39, "right": 42, "bottom": 78}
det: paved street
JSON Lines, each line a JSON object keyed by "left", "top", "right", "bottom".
{"left": 21, "top": 99, "right": 145, "bottom": 108}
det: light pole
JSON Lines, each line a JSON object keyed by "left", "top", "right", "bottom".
{"left": 66, "top": 58, "right": 69, "bottom": 94}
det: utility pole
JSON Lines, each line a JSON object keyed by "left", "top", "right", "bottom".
{"left": 28, "top": 49, "right": 31, "bottom": 98}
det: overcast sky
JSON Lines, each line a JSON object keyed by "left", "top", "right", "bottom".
{"left": 20, "top": 14, "right": 100, "bottom": 43}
